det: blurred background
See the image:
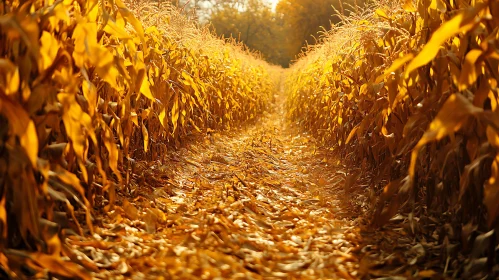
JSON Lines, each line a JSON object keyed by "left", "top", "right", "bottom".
{"left": 165, "top": 0, "right": 368, "bottom": 67}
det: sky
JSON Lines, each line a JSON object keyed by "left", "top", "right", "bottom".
{"left": 198, "top": 0, "right": 279, "bottom": 12}
{"left": 266, "top": 0, "right": 279, "bottom": 10}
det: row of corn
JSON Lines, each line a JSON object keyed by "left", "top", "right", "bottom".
{"left": 286, "top": 0, "right": 499, "bottom": 275}
{"left": 0, "top": 0, "right": 274, "bottom": 278}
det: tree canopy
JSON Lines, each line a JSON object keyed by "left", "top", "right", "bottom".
{"left": 202, "top": 0, "right": 367, "bottom": 67}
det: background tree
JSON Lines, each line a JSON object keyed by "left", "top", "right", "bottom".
{"left": 276, "top": 0, "right": 367, "bottom": 63}
{"left": 203, "top": 0, "right": 368, "bottom": 67}
{"left": 209, "top": 0, "right": 290, "bottom": 66}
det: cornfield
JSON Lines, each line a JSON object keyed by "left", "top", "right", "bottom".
{"left": 286, "top": 0, "right": 499, "bottom": 274}
{"left": 0, "top": 0, "right": 274, "bottom": 278}
{"left": 3, "top": 0, "right": 499, "bottom": 277}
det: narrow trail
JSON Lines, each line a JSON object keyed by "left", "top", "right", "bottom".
{"left": 78, "top": 96, "right": 423, "bottom": 279}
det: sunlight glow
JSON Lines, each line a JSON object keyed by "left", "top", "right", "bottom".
{"left": 266, "top": 0, "right": 279, "bottom": 10}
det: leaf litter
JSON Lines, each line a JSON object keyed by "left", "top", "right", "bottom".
{"left": 66, "top": 102, "right": 447, "bottom": 279}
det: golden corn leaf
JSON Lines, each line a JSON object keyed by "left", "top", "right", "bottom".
{"left": 21, "top": 121, "right": 39, "bottom": 168}
{"left": 130, "top": 111, "right": 139, "bottom": 127}
{"left": 0, "top": 196, "right": 6, "bottom": 239}
{"left": 345, "top": 124, "right": 359, "bottom": 144}
{"left": 172, "top": 94, "right": 180, "bottom": 133}
{"left": 458, "top": 49, "right": 483, "bottom": 91}
{"left": 430, "top": 0, "right": 446, "bottom": 12}
{"left": 103, "top": 18, "right": 132, "bottom": 40}
{"left": 409, "top": 94, "right": 482, "bottom": 177}
{"left": 159, "top": 107, "right": 167, "bottom": 128}
{"left": 375, "top": 54, "right": 414, "bottom": 84}
{"left": 39, "top": 31, "right": 59, "bottom": 71}
{"left": 85, "top": 0, "right": 99, "bottom": 22}
{"left": 405, "top": 5, "right": 484, "bottom": 77}
{"left": 0, "top": 14, "right": 40, "bottom": 59}
{"left": 0, "top": 93, "right": 38, "bottom": 167}
{"left": 182, "top": 71, "right": 203, "bottom": 104}
{"left": 103, "top": 124, "right": 120, "bottom": 179}
{"left": 58, "top": 93, "right": 96, "bottom": 166}
{"left": 72, "top": 21, "right": 98, "bottom": 68}
{"left": 375, "top": 9, "right": 389, "bottom": 20}
{"left": 48, "top": 2, "right": 71, "bottom": 30}
{"left": 115, "top": 0, "right": 146, "bottom": 51}
{"left": 484, "top": 156, "right": 499, "bottom": 227}
{"left": 142, "top": 123, "right": 149, "bottom": 153}
{"left": 0, "top": 59, "right": 20, "bottom": 96}
{"left": 140, "top": 76, "right": 155, "bottom": 101}
{"left": 403, "top": 0, "right": 417, "bottom": 12}
{"left": 87, "top": 45, "right": 120, "bottom": 89}
{"left": 88, "top": 45, "right": 114, "bottom": 69}
{"left": 82, "top": 80, "right": 97, "bottom": 116}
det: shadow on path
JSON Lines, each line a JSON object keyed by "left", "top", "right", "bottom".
{"left": 74, "top": 91, "right": 433, "bottom": 279}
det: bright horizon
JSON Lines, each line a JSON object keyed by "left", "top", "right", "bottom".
{"left": 267, "top": 0, "right": 279, "bottom": 10}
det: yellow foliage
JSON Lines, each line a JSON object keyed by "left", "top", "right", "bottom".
{"left": 0, "top": 0, "right": 275, "bottom": 278}
{"left": 286, "top": 0, "right": 499, "bottom": 231}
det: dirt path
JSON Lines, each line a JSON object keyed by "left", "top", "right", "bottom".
{"left": 71, "top": 98, "right": 429, "bottom": 279}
